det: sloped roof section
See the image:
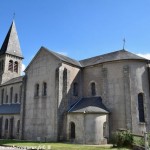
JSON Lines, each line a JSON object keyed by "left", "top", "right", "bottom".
{"left": 43, "top": 47, "right": 82, "bottom": 67}
{"left": 68, "top": 97, "right": 109, "bottom": 114}
{"left": 80, "top": 49, "right": 147, "bottom": 67}
{"left": 0, "top": 20, "right": 23, "bottom": 58}
{"left": 0, "top": 104, "right": 20, "bottom": 114}
{"left": 0, "top": 76, "right": 23, "bottom": 86}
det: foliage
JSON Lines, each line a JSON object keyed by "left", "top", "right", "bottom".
{"left": 112, "top": 130, "right": 133, "bottom": 148}
{"left": 133, "top": 136, "right": 144, "bottom": 146}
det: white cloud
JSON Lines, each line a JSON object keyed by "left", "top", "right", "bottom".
{"left": 137, "top": 53, "right": 150, "bottom": 60}
{"left": 21, "top": 64, "right": 26, "bottom": 75}
{"left": 57, "top": 52, "right": 68, "bottom": 56}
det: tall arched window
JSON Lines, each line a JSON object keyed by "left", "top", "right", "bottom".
{"left": 35, "top": 84, "right": 39, "bottom": 97}
{"left": 1, "top": 60, "right": 4, "bottom": 71}
{"left": 6, "top": 95, "right": 8, "bottom": 103}
{"left": 17, "top": 120, "right": 20, "bottom": 133}
{"left": 91, "top": 82, "right": 96, "bottom": 96}
{"left": 5, "top": 119, "right": 8, "bottom": 130}
{"left": 8, "top": 60, "right": 13, "bottom": 72}
{"left": 10, "top": 87, "right": 13, "bottom": 103}
{"left": 14, "top": 61, "right": 18, "bottom": 73}
{"left": 0, "top": 62, "right": 1, "bottom": 71}
{"left": 73, "top": 82, "right": 78, "bottom": 96}
{"left": 19, "top": 85, "right": 22, "bottom": 103}
{"left": 15, "top": 93, "right": 18, "bottom": 103}
{"left": 138, "top": 93, "right": 145, "bottom": 122}
{"left": 70, "top": 122, "right": 75, "bottom": 139}
{"left": 42, "top": 82, "right": 47, "bottom": 96}
{"left": 1, "top": 89, "right": 4, "bottom": 104}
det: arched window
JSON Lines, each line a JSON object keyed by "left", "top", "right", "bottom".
{"left": 5, "top": 119, "right": 8, "bottom": 130}
{"left": 14, "top": 61, "right": 18, "bottom": 73}
{"left": 17, "top": 120, "right": 20, "bottom": 133}
{"left": 10, "top": 87, "right": 13, "bottom": 103}
{"left": 73, "top": 82, "right": 78, "bottom": 96}
{"left": 91, "top": 82, "right": 96, "bottom": 96}
{"left": 138, "top": 93, "right": 145, "bottom": 122}
{"left": 70, "top": 122, "right": 75, "bottom": 139}
{"left": 1, "top": 89, "right": 4, "bottom": 104}
{"left": 1, "top": 60, "right": 4, "bottom": 71}
{"left": 6, "top": 95, "right": 8, "bottom": 103}
{"left": 35, "top": 84, "right": 39, "bottom": 97}
{"left": 43, "top": 82, "right": 47, "bottom": 96}
{"left": 15, "top": 93, "right": 18, "bottom": 103}
{"left": 8, "top": 60, "right": 13, "bottom": 72}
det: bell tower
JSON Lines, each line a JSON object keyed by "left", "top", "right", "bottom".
{"left": 0, "top": 20, "right": 23, "bottom": 84}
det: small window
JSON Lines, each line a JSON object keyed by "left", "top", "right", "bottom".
{"left": 43, "top": 82, "right": 47, "bottom": 96}
{"left": 138, "top": 93, "right": 145, "bottom": 122}
{"left": 8, "top": 60, "right": 13, "bottom": 72}
{"left": 14, "top": 61, "right": 18, "bottom": 73}
{"left": 15, "top": 93, "right": 18, "bottom": 103}
{"left": 73, "top": 82, "right": 78, "bottom": 96}
{"left": 91, "top": 82, "right": 96, "bottom": 96}
{"left": 5, "top": 119, "right": 8, "bottom": 130}
{"left": 10, "top": 87, "right": 13, "bottom": 103}
{"left": 35, "top": 84, "right": 39, "bottom": 97}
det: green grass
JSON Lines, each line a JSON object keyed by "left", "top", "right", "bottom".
{"left": 0, "top": 140, "right": 131, "bottom": 150}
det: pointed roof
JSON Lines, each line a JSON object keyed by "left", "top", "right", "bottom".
{"left": 68, "top": 97, "right": 109, "bottom": 114}
{"left": 80, "top": 49, "right": 147, "bottom": 67}
{"left": 0, "top": 20, "right": 23, "bottom": 58}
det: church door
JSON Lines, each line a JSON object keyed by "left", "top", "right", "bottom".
{"left": 70, "top": 122, "right": 75, "bottom": 139}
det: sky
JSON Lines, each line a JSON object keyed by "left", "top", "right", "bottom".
{"left": 0, "top": 0, "right": 150, "bottom": 70}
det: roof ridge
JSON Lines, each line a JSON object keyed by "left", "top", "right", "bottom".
{"left": 80, "top": 49, "right": 147, "bottom": 67}
{"left": 42, "top": 46, "right": 82, "bottom": 67}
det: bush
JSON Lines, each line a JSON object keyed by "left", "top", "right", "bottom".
{"left": 112, "top": 130, "right": 133, "bottom": 148}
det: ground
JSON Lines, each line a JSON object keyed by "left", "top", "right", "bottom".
{"left": 0, "top": 140, "right": 131, "bottom": 150}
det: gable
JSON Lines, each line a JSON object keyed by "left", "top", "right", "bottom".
{"left": 25, "top": 47, "right": 61, "bottom": 73}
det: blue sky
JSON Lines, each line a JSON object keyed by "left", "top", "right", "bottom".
{"left": 0, "top": 0, "right": 150, "bottom": 69}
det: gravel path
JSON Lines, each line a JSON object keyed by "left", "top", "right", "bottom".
{"left": 0, "top": 146, "right": 26, "bottom": 150}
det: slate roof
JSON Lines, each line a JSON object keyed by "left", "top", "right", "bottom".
{"left": 80, "top": 49, "right": 147, "bottom": 67}
{"left": 0, "top": 76, "right": 23, "bottom": 86}
{"left": 68, "top": 97, "right": 109, "bottom": 114}
{"left": 0, "top": 104, "right": 20, "bottom": 114}
{"left": 0, "top": 20, "right": 23, "bottom": 58}
{"left": 43, "top": 47, "right": 82, "bottom": 67}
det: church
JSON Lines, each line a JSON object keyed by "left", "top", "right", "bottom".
{"left": 0, "top": 20, "right": 150, "bottom": 145}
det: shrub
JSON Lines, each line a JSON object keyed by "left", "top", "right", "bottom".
{"left": 112, "top": 130, "right": 133, "bottom": 148}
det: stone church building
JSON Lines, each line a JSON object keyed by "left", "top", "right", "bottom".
{"left": 0, "top": 21, "right": 150, "bottom": 144}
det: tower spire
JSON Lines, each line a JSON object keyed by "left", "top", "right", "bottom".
{"left": 0, "top": 20, "right": 23, "bottom": 58}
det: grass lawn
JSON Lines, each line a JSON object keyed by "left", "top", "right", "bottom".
{"left": 0, "top": 140, "right": 131, "bottom": 150}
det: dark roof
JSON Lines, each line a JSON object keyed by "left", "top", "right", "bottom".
{"left": 80, "top": 49, "right": 147, "bottom": 67}
{"left": 0, "top": 104, "right": 20, "bottom": 114}
{"left": 68, "top": 97, "right": 109, "bottom": 114}
{"left": 43, "top": 47, "right": 82, "bottom": 67}
{"left": 0, "top": 20, "right": 23, "bottom": 58}
{"left": 1, "top": 76, "right": 23, "bottom": 86}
